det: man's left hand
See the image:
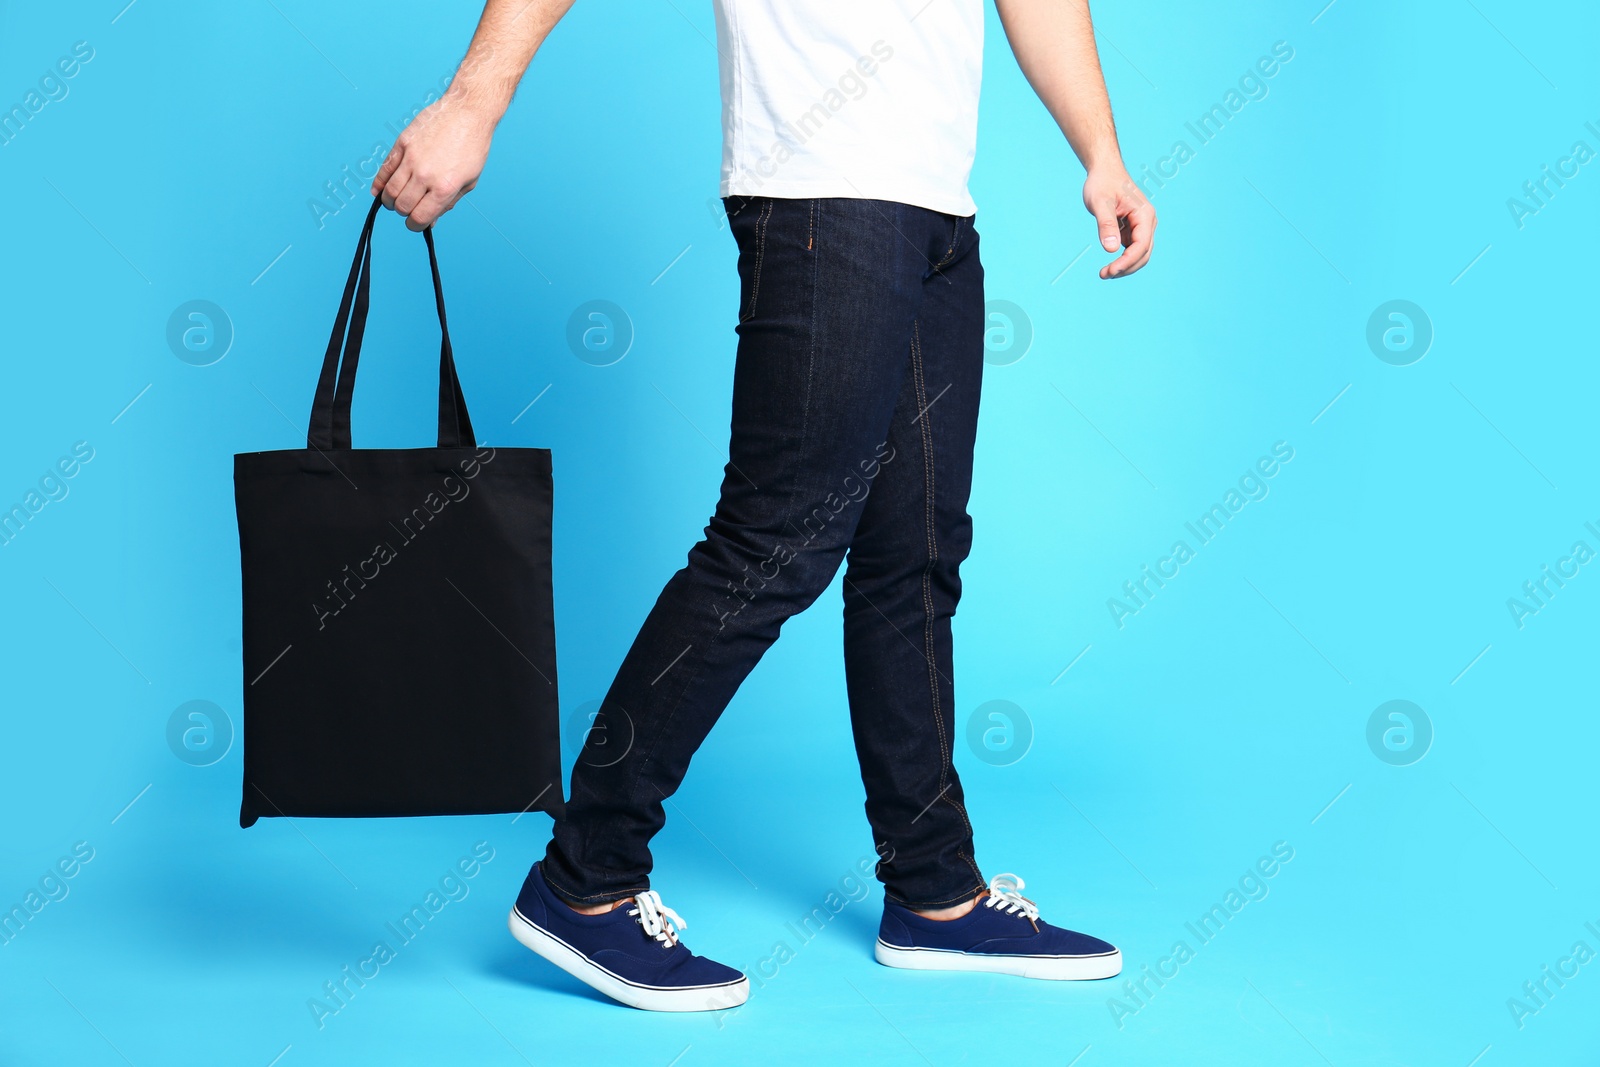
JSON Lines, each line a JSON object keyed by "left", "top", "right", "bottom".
{"left": 1084, "top": 167, "right": 1156, "bottom": 279}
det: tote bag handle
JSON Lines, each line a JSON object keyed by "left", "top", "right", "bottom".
{"left": 307, "top": 195, "right": 476, "bottom": 451}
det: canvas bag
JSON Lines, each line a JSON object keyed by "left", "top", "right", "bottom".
{"left": 233, "top": 196, "right": 563, "bottom": 827}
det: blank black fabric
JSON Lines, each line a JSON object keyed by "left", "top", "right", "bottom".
{"left": 233, "top": 196, "right": 562, "bottom": 828}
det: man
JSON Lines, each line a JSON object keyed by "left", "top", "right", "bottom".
{"left": 374, "top": 0, "right": 1154, "bottom": 1012}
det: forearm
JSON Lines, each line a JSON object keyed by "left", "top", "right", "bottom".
{"left": 993, "top": 0, "right": 1120, "bottom": 171}
{"left": 447, "top": 0, "right": 576, "bottom": 120}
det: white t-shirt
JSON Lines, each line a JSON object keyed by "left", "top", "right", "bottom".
{"left": 711, "top": 0, "right": 985, "bottom": 216}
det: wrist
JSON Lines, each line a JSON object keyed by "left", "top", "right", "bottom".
{"left": 1082, "top": 152, "right": 1127, "bottom": 178}
{"left": 1072, "top": 130, "right": 1125, "bottom": 174}
{"left": 442, "top": 80, "right": 510, "bottom": 127}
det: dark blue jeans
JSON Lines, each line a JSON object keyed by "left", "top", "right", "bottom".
{"left": 542, "top": 195, "right": 988, "bottom": 909}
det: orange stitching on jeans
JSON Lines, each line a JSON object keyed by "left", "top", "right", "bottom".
{"left": 912, "top": 320, "right": 983, "bottom": 890}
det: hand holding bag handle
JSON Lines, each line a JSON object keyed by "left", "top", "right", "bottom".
{"left": 307, "top": 195, "right": 477, "bottom": 451}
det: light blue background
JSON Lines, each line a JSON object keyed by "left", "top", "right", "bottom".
{"left": 2, "top": 1, "right": 1596, "bottom": 1064}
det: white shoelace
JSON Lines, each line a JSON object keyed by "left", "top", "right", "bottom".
{"left": 627, "top": 890, "right": 688, "bottom": 948}
{"left": 981, "top": 873, "right": 1040, "bottom": 922}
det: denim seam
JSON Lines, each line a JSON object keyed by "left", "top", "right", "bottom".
{"left": 795, "top": 202, "right": 820, "bottom": 532}
{"left": 910, "top": 328, "right": 953, "bottom": 809}
{"left": 791, "top": 199, "right": 820, "bottom": 536}
{"left": 910, "top": 323, "right": 941, "bottom": 771}
{"left": 913, "top": 310, "right": 984, "bottom": 894}
{"left": 742, "top": 197, "right": 775, "bottom": 323}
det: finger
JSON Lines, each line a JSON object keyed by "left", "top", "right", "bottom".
{"left": 393, "top": 175, "right": 430, "bottom": 220}
{"left": 1124, "top": 204, "right": 1157, "bottom": 272}
{"left": 1105, "top": 240, "right": 1153, "bottom": 279}
{"left": 1092, "top": 197, "right": 1121, "bottom": 252}
{"left": 371, "top": 143, "right": 405, "bottom": 197}
{"left": 414, "top": 176, "right": 479, "bottom": 231}
{"left": 1101, "top": 203, "right": 1156, "bottom": 278}
{"left": 1100, "top": 234, "right": 1150, "bottom": 278}
{"left": 380, "top": 164, "right": 415, "bottom": 212}
{"left": 405, "top": 186, "right": 456, "bottom": 232}
{"left": 380, "top": 169, "right": 413, "bottom": 213}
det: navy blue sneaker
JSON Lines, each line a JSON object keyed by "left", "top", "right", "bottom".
{"left": 508, "top": 862, "right": 749, "bottom": 1011}
{"left": 876, "top": 873, "right": 1122, "bottom": 980}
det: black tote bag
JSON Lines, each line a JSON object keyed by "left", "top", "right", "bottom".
{"left": 233, "top": 195, "right": 563, "bottom": 828}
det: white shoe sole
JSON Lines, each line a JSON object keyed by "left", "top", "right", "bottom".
{"left": 508, "top": 907, "right": 749, "bottom": 1012}
{"left": 875, "top": 938, "right": 1123, "bottom": 980}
